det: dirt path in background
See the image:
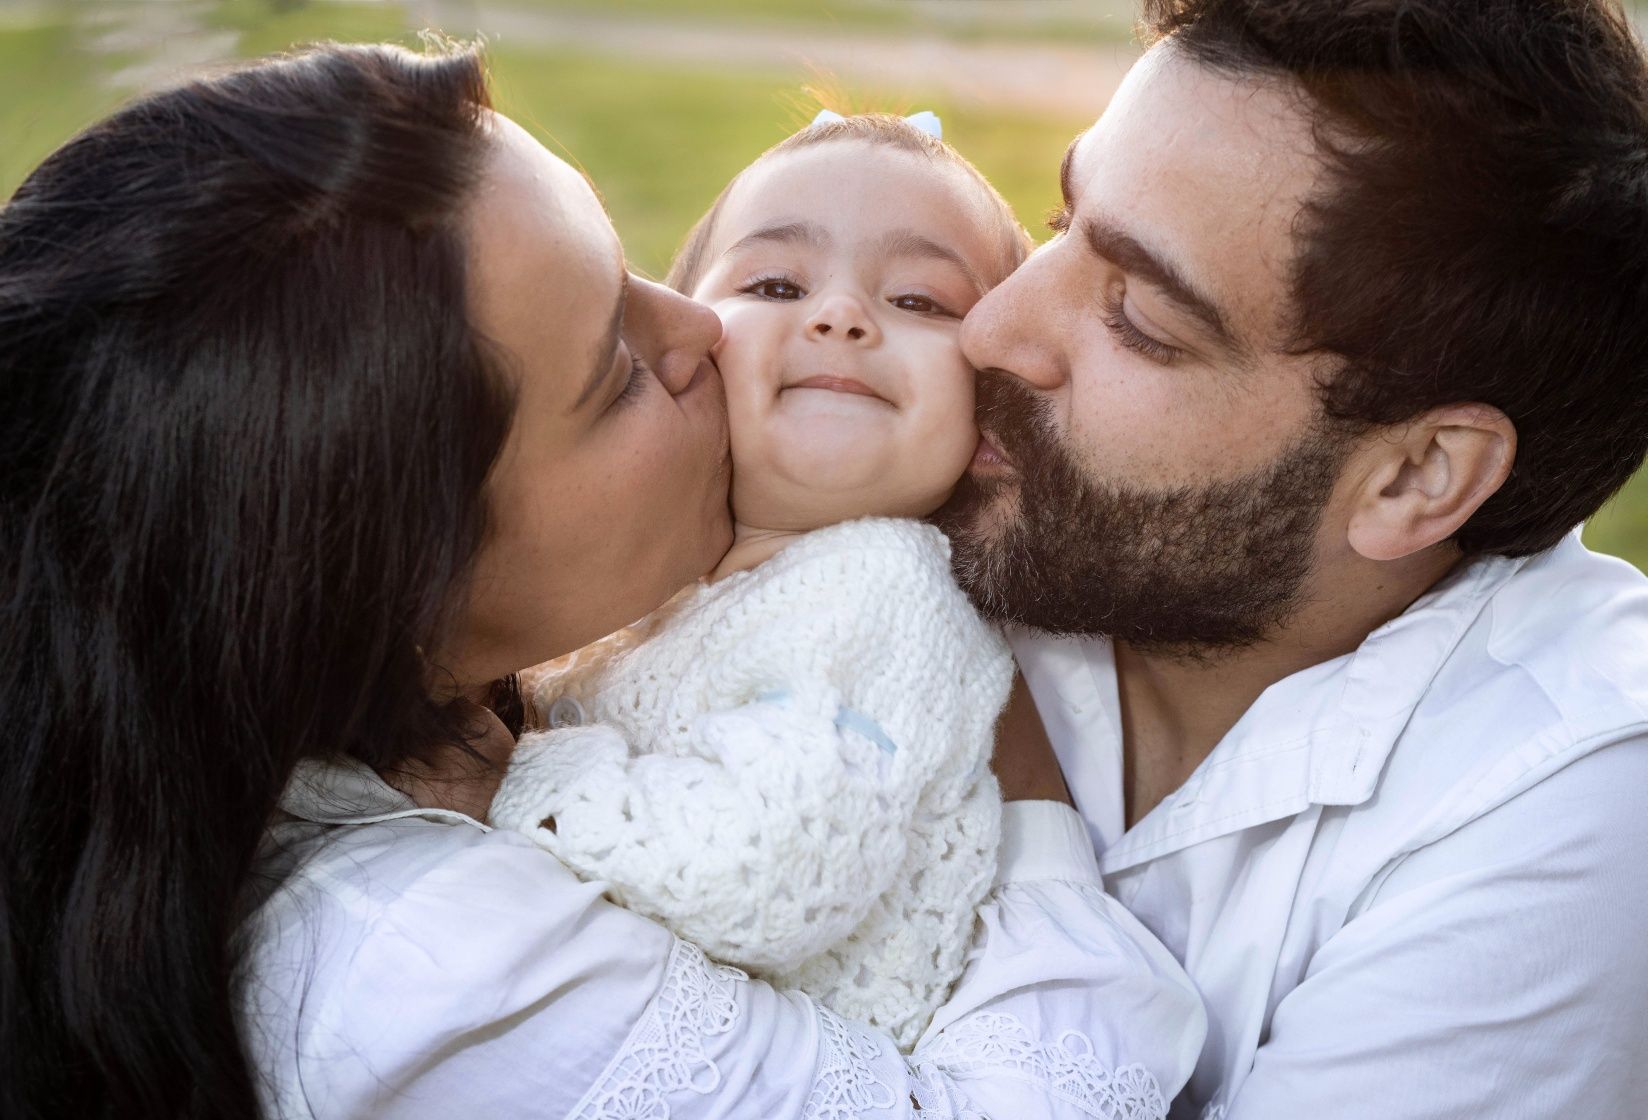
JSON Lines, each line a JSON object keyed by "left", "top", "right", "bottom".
{"left": 45, "top": 0, "right": 1139, "bottom": 114}
{"left": 411, "top": 1, "right": 1139, "bottom": 118}
{"left": 71, "top": 0, "right": 239, "bottom": 90}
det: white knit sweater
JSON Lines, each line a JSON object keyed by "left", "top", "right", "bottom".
{"left": 488, "top": 517, "right": 1012, "bottom": 1050}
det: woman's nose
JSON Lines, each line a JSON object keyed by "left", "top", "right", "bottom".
{"left": 804, "top": 291, "right": 881, "bottom": 346}
{"left": 631, "top": 275, "right": 722, "bottom": 395}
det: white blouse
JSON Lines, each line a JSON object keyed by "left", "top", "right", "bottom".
{"left": 238, "top": 760, "right": 1206, "bottom": 1119}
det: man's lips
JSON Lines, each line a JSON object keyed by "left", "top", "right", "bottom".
{"left": 971, "top": 430, "right": 1013, "bottom": 472}
{"left": 789, "top": 375, "right": 884, "bottom": 400}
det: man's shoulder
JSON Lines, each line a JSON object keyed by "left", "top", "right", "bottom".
{"left": 1365, "top": 536, "right": 1648, "bottom": 856}
{"left": 1440, "top": 534, "right": 1648, "bottom": 740}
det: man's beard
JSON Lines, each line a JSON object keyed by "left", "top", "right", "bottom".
{"left": 931, "top": 371, "right": 1349, "bottom": 657}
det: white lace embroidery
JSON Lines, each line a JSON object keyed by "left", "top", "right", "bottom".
{"left": 909, "top": 1062, "right": 989, "bottom": 1120}
{"left": 804, "top": 1003, "right": 899, "bottom": 1119}
{"left": 916, "top": 1011, "right": 1169, "bottom": 1120}
{"left": 566, "top": 944, "right": 1166, "bottom": 1120}
{"left": 569, "top": 940, "right": 746, "bottom": 1120}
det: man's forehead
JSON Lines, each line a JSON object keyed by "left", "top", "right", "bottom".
{"left": 1074, "top": 45, "right": 1315, "bottom": 190}
{"left": 1065, "top": 46, "right": 1323, "bottom": 344}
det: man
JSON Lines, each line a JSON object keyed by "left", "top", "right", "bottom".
{"left": 939, "top": 0, "right": 1648, "bottom": 1115}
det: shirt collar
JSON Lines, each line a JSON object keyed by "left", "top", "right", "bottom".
{"left": 1101, "top": 543, "right": 1537, "bottom": 871}
{"left": 277, "top": 755, "right": 491, "bottom": 831}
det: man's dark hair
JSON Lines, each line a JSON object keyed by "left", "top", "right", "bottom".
{"left": 1144, "top": 0, "right": 1648, "bottom": 556}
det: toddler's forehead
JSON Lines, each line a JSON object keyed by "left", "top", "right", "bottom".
{"left": 712, "top": 141, "right": 1001, "bottom": 268}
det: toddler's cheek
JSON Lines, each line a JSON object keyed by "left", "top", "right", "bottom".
{"left": 924, "top": 352, "right": 979, "bottom": 440}
{"left": 914, "top": 374, "right": 985, "bottom": 488}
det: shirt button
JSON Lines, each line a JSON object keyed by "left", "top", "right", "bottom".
{"left": 547, "top": 696, "right": 587, "bottom": 729}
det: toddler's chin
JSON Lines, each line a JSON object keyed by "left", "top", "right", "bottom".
{"left": 729, "top": 431, "right": 975, "bottom": 529}
{"left": 731, "top": 470, "right": 966, "bottom": 532}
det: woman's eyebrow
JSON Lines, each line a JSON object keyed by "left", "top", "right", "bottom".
{"left": 873, "top": 229, "right": 983, "bottom": 294}
{"left": 572, "top": 269, "right": 628, "bottom": 413}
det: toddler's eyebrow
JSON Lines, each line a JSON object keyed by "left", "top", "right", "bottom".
{"left": 872, "top": 229, "right": 983, "bottom": 295}
{"left": 722, "top": 221, "right": 827, "bottom": 257}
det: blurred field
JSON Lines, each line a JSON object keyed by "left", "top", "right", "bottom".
{"left": 3, "top": 0, "right": 1643, "bottom": 570}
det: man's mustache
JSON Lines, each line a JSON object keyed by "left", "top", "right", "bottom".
{"left": 973, "top": 368, "right": 1055, "bottom": 466}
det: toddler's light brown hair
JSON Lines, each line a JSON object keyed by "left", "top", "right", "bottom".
{"left": 666, "top": 112, "right": 1034, "bottom": 297}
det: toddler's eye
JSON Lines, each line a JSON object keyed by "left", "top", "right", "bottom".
{"left": 744, "top": 278, "right": 803, "bottom": 301}
{"left": 891, "top": 294, "right": 948, "bottom": 316}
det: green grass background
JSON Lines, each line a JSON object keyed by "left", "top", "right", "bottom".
{"left": 4, "top": 0, "right": 1643, "bottom": 569}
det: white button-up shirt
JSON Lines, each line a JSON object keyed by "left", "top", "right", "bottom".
{"left": 1014, "top": 532, "right": 1648, "bottom": 1119}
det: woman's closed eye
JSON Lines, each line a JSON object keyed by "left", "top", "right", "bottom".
{"left": 610, "top": 353, "right": 652, "bottom": 409}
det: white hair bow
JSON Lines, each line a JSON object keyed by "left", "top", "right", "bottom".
{"left": 811, "top": 108, "right": 943, "bottom": 140}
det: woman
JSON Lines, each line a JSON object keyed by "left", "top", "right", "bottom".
{"left": 0, "top": 42, "right": 1203, "bottom": 1119}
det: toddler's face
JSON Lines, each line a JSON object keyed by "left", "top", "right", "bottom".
{"left": 691, "top": 140, "right": 1005, "bottom": 530}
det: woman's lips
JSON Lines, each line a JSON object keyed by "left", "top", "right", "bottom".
{"left": 789, "top": 375, "right": 884, "bottom": 400}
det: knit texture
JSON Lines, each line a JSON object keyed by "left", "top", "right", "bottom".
{"left": 489, "top": 518, "right": 1011, "bottom": 1050}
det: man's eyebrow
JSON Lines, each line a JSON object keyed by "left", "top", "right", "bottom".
{"left": 872, "top": 229, "right": 983, "bottom": 294}
{"left": 720, "top": 220, "right": 829, "bottom": 259}
{"left": 1081, "top": 213, "right": 1236, "bottom": 348}
{"left": 572, "top": 269, "right": 628, "bottom": 413}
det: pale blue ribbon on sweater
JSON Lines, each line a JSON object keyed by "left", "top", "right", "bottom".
{"left": 757, "top": 688, "right": 898, "bottom": 756}
{"left": 811, "top": 108, "right": 943, "bottom": 140}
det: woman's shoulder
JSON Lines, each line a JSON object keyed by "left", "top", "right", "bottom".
{"left": 240, "top": 815, "right": 676, "bottom": 1116}
{"left": 246, "top": 814, "right": 651, "bottom": 957}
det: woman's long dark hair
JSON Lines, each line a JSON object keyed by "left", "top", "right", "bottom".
{"left": 0, "top": 42, "right": 513, "bottom": 1117}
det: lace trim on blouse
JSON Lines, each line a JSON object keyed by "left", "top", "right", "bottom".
{"left": 568, "top": 940, "right": 745, "bottom": 1120}
{"left": 908, "top": 1062, "right": 989, "bottom": 1120}
{"left": 916, "top": 1011, "right": 1169, "bottom": 1120}
{"left": 570, "top": 938, "right": 1167, "bottom": 1120}
{"left": 803, "top": 1004, "right": 900, "bottom": 1119}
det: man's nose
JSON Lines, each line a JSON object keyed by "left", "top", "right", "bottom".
{"left": 960, "top": 247, "right": 1066, "bottom": 392}
{"left": 804, "top": 291, "right": 881, "bottom": 346}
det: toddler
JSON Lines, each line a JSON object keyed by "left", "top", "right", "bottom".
{"left": 488, "top": 111, "right": 1033, "bottom": 1050}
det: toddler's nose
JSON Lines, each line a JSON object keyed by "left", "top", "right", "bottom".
{"left": 804, "top": 292, "right": 880, "bottom": 345}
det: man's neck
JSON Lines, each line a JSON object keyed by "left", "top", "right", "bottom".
{"left": 1116, "top": 544, "right": 1462, "bottom": 828}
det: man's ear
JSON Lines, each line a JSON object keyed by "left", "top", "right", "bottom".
{"left": 1346, "top": 404, "right": 1516, "bottom": 563}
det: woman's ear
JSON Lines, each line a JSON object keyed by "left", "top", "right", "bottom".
{"left": 1346, "top": 404, "right": 1516, "bottom": 562}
